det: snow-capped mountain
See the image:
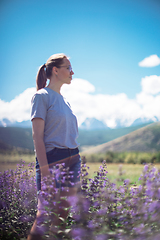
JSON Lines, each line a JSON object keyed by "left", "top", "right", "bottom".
{"left": 79, "top": 118, "right": 109, "bottom": 130}
{"left": 0, "top": 118, "right": 31, "bottom": 128}
{"left": 131, "top": 117, "right": 158, "bottom": 127}
{"left": 0, "top": 116, "right": 158, "bottom": 130}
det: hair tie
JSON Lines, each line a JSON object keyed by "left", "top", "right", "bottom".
{"left": 43, "top": 63, "right": 46, "bottom": 68}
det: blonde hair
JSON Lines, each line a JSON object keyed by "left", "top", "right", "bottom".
{"left": 36, "top": 53, "right": 68, "bottom": 90}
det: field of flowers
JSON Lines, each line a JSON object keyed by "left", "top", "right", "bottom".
{"left": 1, "top": 159, "right": 160, "bottom": 240}
{"left": 87, "top": 163, "right": 145, "bottom": 186}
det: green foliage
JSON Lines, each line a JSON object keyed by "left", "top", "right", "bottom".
{"left": 0, "top": 161, "right": 37, "bottom": 239}
{"left": 1, "top": 150, "right": 160, "bottom": 166}
{"left": 84, "top": 151, "right": 160, "bottom": 164}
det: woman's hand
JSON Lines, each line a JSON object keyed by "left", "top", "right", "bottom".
{"left": 41, "top": 165, "right": 56, "bottom": 190}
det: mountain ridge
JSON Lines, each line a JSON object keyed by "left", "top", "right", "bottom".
{"left": 79, "top": 117, "right": 157, "bottom": 129}
{"left": 0, "top": 122, "right": 159, "bottom": 152}
{"left": 0, "top": 117, "right": 158, "bottom": 129}
{"left": 81, "top": 122, "right": 160, "bottom": 154}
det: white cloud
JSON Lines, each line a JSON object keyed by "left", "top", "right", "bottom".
{"left": 0, "top": 76, "right": 160, "bottom": 128}
{"left": 139, "top": 54, "right": 160, "bottom": 67}
{"left": 0, "top": 88, "right": 36, "bottom": 122}
{"left": 62, "top": 78, "right": 95, "bottom": 93}
{"left": 141, "top": 75, "right": 160, "bottom": 95}
{"left": 136, "top": 91, "right": 160, "bottom": 120}
{"left": 62, "top": 79, "right": 148, "bottom": 128}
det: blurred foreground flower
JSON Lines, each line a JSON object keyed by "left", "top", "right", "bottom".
{"left": 1, "top": 160, "right": 160, "bottom": 239}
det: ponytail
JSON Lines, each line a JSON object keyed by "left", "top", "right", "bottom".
{"left": 36, "top": 64, "right": 47, "bottom": 90}
{"left": 36, "top": 53, "right": 68, "bottom": 91}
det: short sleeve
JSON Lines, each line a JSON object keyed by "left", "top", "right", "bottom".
{"left": 31, "top": 93, "right": 48, "bottom": 121}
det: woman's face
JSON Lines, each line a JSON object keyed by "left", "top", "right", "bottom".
{"left": 56, "top": 58, "right": 74, "bottom": 85}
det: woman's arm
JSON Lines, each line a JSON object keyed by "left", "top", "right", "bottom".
{"left": 32, "top": 118, "right": 50, "bottom": 177}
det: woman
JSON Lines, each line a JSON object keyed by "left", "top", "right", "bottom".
{"left": 27, "top": 53, "right": 81, "bottom": 240}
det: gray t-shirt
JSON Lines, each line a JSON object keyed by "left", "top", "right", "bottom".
{"left": 31, "top": 87, "right": 79, "bottom": 152}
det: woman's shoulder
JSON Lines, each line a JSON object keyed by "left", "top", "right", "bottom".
{"left": 31, "top": 88, "right": 50, "bottom": 104}
{"left": 33, "top": 88, "right": 54, "bottom": 98}
{"left": 36, "top": 87, "right": 49, "bottom": 95}
{"left": 31, "top": 87, "right": 60, "bottom": 105}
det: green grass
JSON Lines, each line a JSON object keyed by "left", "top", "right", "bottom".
{"left": 1, "top": 153, "right": 160, "bottom": 187}
{"left": 0, "top": 153, "right": 35, "bottom": 172}
{"left": 0, "top": 153, "right": 35, "bottom": 164}
{"left": 86, "top": 162, "right": 160, "bottom": 186}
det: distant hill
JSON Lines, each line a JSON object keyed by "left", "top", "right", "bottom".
{"left": 81, "top": 122, "right": 160, "bottom": 154}
{"left": 0, "top": 139, "right": 13, "bottom": 151}
{"left": 0, "top": 122, "right": 158, "bottom": 152}
{"left": 78, "top": 122, "right": 154, "bottom": 149}
{"left": 0, "top": 127, "right": 34, "bottom": 150}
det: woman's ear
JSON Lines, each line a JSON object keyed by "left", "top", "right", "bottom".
{"left": 52, "top": 66, "right": 58, "bottom": 76}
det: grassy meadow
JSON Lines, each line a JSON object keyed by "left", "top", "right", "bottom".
{"left": 86, "top": 162, "right": 157, "bottom": 186}
{"left": 1, "top": 151, "right": 160, "bottom": 187}
{"left": 0, "top": 152, "right": 35, "bottom": 164}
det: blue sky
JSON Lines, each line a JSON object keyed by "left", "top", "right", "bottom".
{"left": 0, "top": 0, "right": 160, "bottom": 127}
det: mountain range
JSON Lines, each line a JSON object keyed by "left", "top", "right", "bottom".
{"left": 0, "top": 119, "right": 32, "bottom": 128}
{"left": 0, "top": 117, "right": 158, "bottom": 129}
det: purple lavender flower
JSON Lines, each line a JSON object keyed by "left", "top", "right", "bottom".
{"left": 72, "top": 227, "right": 87, "bottom": 239}
{"left": 95, "top": 234, "right": 107, "bottom": 240}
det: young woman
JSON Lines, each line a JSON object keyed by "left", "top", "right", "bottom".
{"left": 27, "top": 53, "right": 81, "bottom": 240}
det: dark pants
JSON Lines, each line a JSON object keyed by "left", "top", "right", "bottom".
{"left": 36, "top": 147, "right": 81, "bottom": 191}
